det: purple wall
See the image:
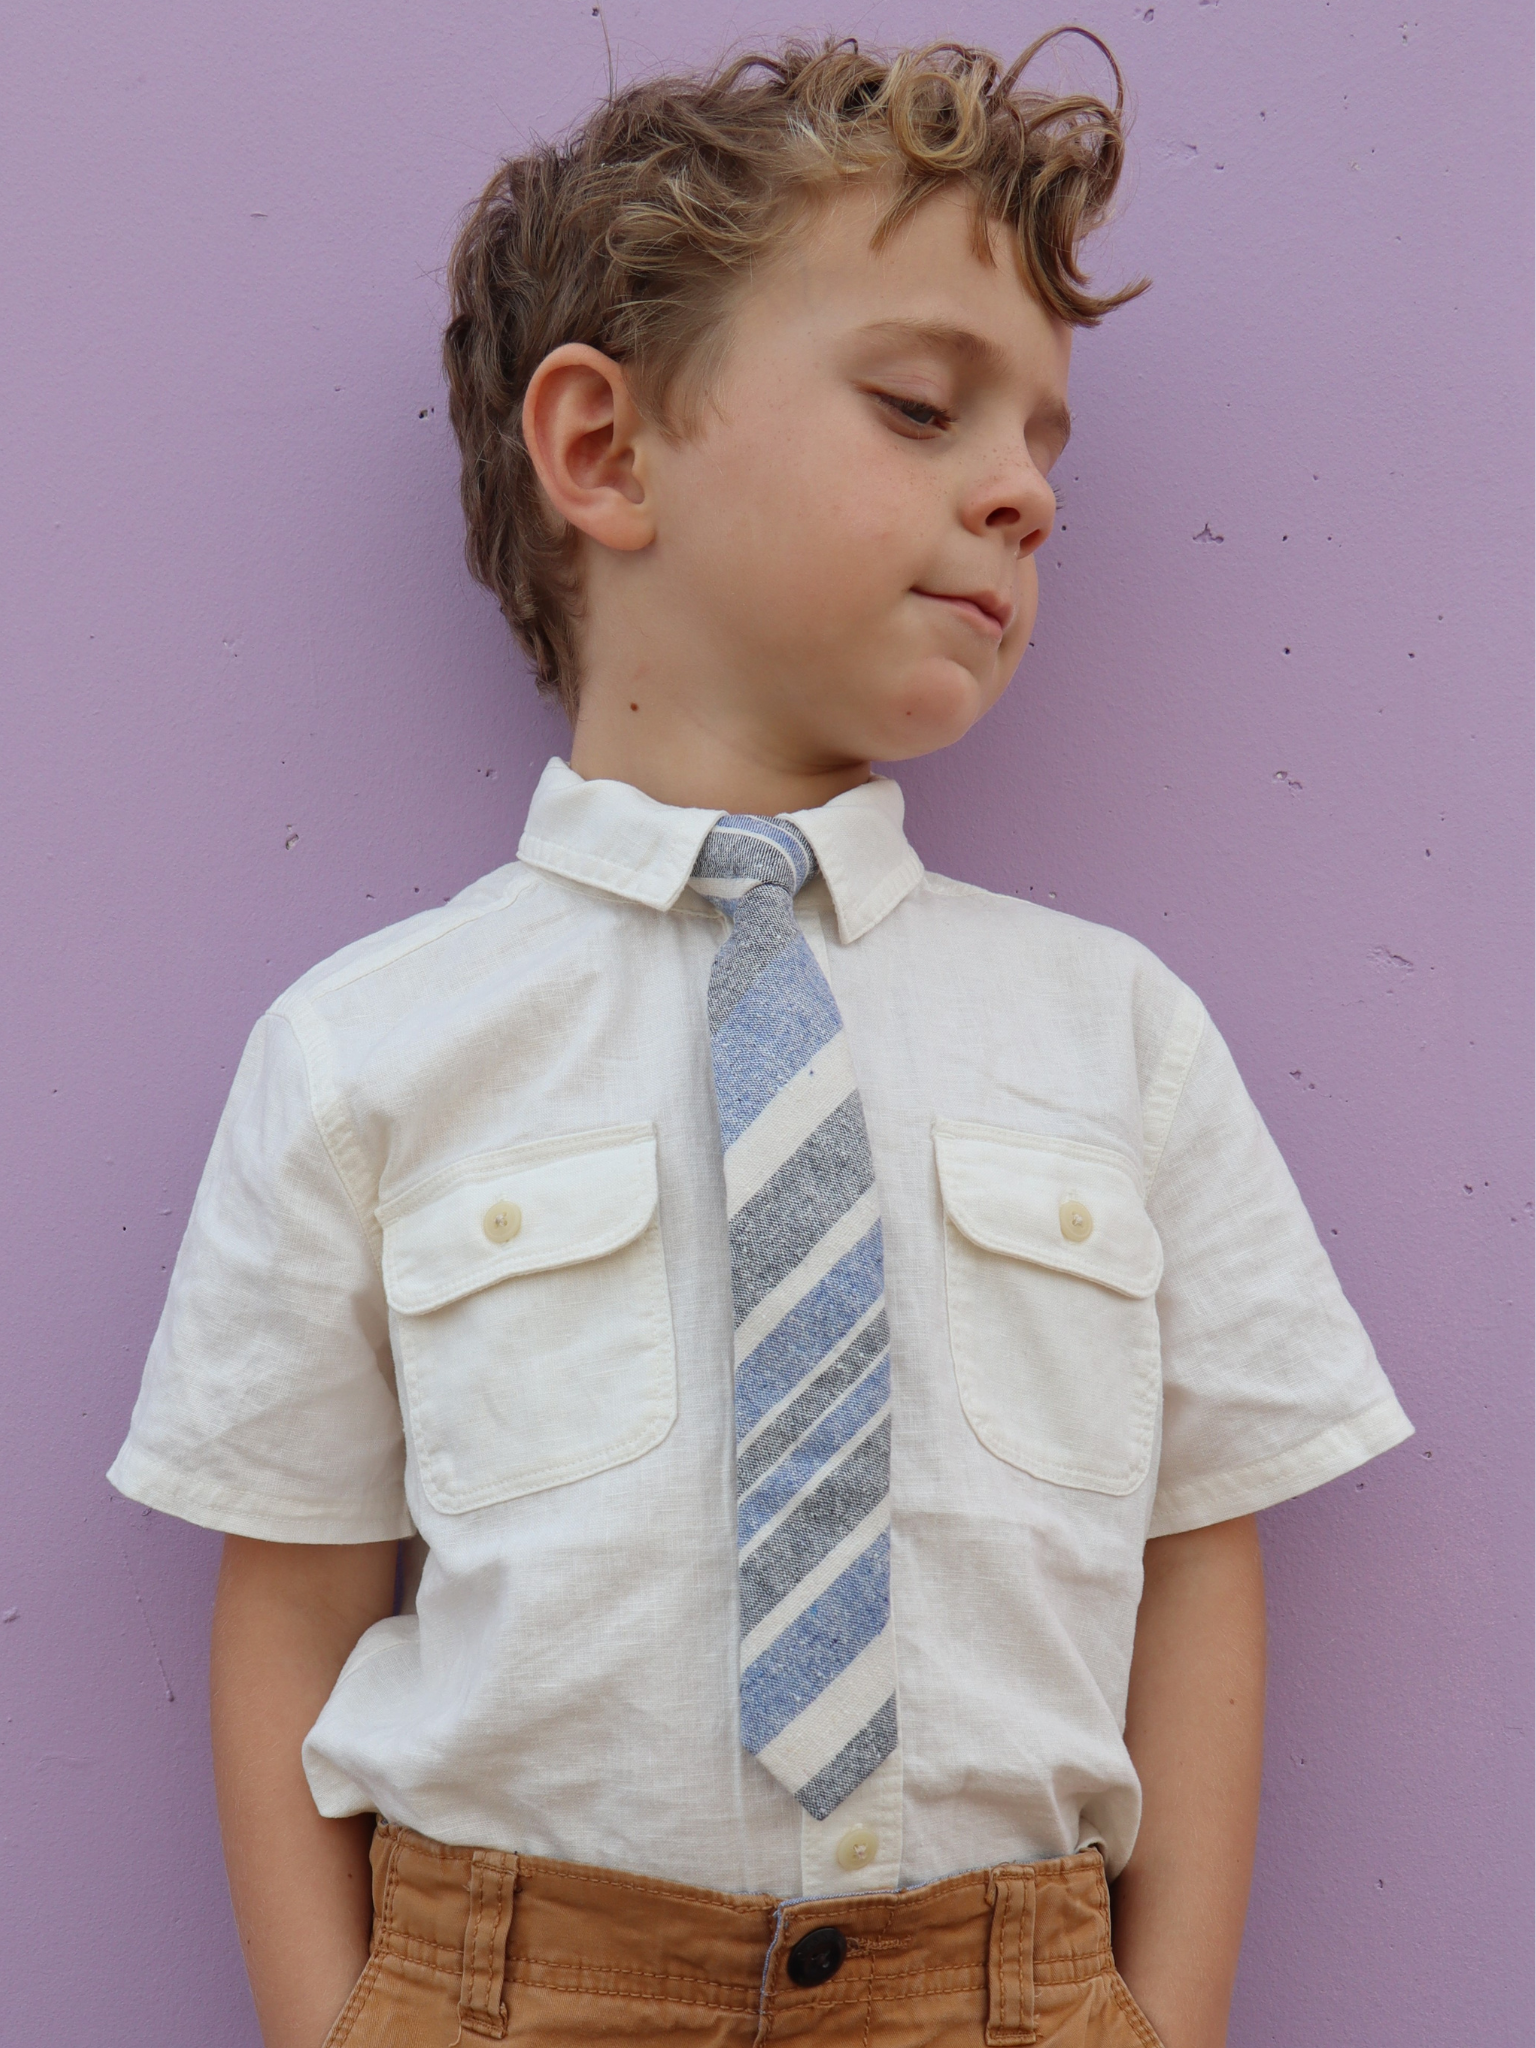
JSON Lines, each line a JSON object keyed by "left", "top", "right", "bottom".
{"left": 2, "top": 4, "right": 1529, "bottom": 2041}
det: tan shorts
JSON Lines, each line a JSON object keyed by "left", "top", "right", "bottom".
{"left": 324, "top": 1822, "right": 1164, "bottom": 2047}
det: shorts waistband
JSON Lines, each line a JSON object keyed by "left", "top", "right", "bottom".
{"left": 365, "top": 1823, "right": 1117, "bottom": 2044}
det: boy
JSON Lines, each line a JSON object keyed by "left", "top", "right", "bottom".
{"left": 109, "top": 34, "right": 1412, "bottom": 2048}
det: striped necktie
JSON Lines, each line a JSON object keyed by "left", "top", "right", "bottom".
{"left": 690, "top": 814, "right": 898, "bottom": 1820}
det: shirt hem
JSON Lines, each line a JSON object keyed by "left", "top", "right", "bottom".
{"left": 106, "top": 1448, "right": 415, "bottom": 1544}
{"left": 1145, "top": 1393, "right": 1415, "bottom": 1536}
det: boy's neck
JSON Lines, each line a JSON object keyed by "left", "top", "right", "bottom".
{"left": 568, "top": 670, "right": 874, "bottom": 817}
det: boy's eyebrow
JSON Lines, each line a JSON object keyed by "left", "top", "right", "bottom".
{"left": 853, "top": 318, "right": 1073, "bottom": 446}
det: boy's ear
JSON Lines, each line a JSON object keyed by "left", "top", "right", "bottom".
{"left": 521, "top": 344, "right": 655, "bottom": 552}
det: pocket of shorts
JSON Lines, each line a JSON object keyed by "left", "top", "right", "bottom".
{"left": 934, "top": 1121, "right": 1162, "bottom": 1494}
{"left": 1108, "top": 1970, "right": 1169, "bottom": 2048}
{"left": 320, "top": 1951, "right": 383, "bottom": 2048}
{"left": 380, "top": 1123, "right": 677, "bottom": 1514}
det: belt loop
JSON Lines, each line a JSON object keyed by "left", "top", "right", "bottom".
{"left": 370, "top": 1821, "right": 402, "bottom": 1930}
{"left": 985, "top": 1865, "right": 1037, "bottom": 2046}
{"left": 457, "top": 1849, "right": 518, "bottom": 2040}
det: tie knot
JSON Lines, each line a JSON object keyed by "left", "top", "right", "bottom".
{"left": 690, "top": 815, "right": 817, "bottom": 915}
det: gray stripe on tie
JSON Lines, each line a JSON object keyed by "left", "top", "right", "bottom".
{"left": 729, "top": 1094, "right": 875, "bottom": 1327}
{"left": 695, "top": 829, "right": 808, "bottom": 892}
{"left": 738, "top": 1418, "right": 891, "bottom": 1637}
{"left": 737, "top": 1313, "right": 890, "bottom": 1498}
{"left": 706, "top": 890, "right": 801, "bottom": 1033}
{"left": 795, "top": 1694, "right": 899, "bottom": 1821}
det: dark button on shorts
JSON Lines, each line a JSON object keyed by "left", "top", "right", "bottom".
{"left": 786, "top": 1925, "right": 848, "bottom": 1987}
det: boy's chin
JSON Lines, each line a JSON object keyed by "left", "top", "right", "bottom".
{"left": 860, "top": 657, "right": 1010, "bottom": 763}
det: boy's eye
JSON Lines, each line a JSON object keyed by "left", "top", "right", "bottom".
{"left": 876, "top": 392, "right": 954, "bottom": 434}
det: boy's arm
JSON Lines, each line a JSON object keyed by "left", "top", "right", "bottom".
{"left": 1111, "top": 1513, "right": 1266, "bottom": 2048}
{"left": 211, "top": 1535, "right": 399, "bottom": 2048}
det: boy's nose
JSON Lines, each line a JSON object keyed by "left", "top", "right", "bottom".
{"left": 970, "top": 463, "right": 1056, "bottom": 554}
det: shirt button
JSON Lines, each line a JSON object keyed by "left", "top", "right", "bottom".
{"left": 835, "top": 1825, "right": 879, "bottom": 1872}
{"left": 482, "top": 1201, "right": 522, "bottom": 1245}
{"left": 786, "top": 1926, "right": 847, "bottom": 1987}
{"left": 1059, "top": 1198, "right": 1094, "bottom": 1243}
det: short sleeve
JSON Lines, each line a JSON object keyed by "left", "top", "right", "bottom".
{"left": 1145, "top": 1005, "right": 1413, "bottom": 1536}
{"left": 107, "top": 1010, "right": 412, "bottom": 1542}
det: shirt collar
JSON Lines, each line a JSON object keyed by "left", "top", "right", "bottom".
{"left": 516, "top": 758, "right": 925, "bottom": 944}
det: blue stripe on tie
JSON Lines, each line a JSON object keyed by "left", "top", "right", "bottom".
{"left": 712, "top": 814, "right": 807, "bottom": 851}
{"left": 738, "top": 1355, "right": 890, "bottom": 1545}
{"left": 710, "top": 944, "right": 843, "bottom": 1149}
{"left": 739, "top": 1533, "right": 890, "bottom": 1754}
{"left": 705, "top": 817, "right": 813, "bottom": 890}
{"left": 734, "top": 1224, "right": 883, "bottom": 1438}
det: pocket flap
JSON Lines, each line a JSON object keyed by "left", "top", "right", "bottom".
{"left": 380, "top": 1124, "right": 660, "bottom": 1315}
{"left": 933, "top": 1121, "right": 1162, "bottom": 1298}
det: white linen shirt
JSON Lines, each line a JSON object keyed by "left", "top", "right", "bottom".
{"left": 109, "top": 760, "right": 1411, "bottom": 1897}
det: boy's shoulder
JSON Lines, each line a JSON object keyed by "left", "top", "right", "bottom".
{"left": 906, "top": 868, "right": 1210, "bottom": 1095}
{"left": 269, "top": 856, "right": 557, "bottom": 1025}
{"left": 260, "top": 849, "right": 1208, "bottom": 1086}
{"left": 913, "top": 865, "right": 1198, "bottom": 1000}
{"left": 918, "top": 865, "right": 1149, "bottom": 947}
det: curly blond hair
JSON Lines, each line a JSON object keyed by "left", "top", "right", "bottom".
{"left": 443, "top": 31, "right": 1146, "bottom": 710}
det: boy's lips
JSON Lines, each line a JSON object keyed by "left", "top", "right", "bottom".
{"left": 912, "top": 587, "right": 1013, "bottom": 638}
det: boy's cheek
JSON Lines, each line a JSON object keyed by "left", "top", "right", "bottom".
{"left": 666, "top": 440, "right": 933, "bottom": 646}
{"left": 674, "top": 456, "right": 877, "bottom": 596}
{"left": 749, "top": 427, "right": 919, "bottom": 573}
{"left": 748, "top": 519, "right": 909, "bottom": 633}
{"left": 794, "top": 492, "right": 929, "bottom": 613}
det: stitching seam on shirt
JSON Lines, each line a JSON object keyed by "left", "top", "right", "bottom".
{"left": 1142, "top": 993, "right": 1207, "bottom": 1195}
{"left": 834, "top": 848, "right": 925, "bottom": 942}
{"left": 104, "top": 1451, "right": 411, "bottom": 1536}
{"left": 401, "top": 1243, "right": 675, "bottom": 1511}
{"left": 415, "top": 1421, "right": 674, "bottom": 1517}
{"left": 945, "top": 1225, "right": 1158, "bottom": 1491}
{"left": 517, "top": 833, "right": 695, "bottom": 905}
{"left": 1147, "top": 1392, "right": 1413, "bottom": 1534}
{"left": 270, "top": 863, "right": 569, "bottom": 1268}
{"left": 385, "top": 1207, "right": 657, "bottom": 1306}
{"left": 306, "top": 866, "right": 541, "bottom": 999}
{"left": 325, "top": 1626, "right": 414, "bottom": 1683}
{"left": 380, "top": 1120, "right": 655, "bottom": 1208}
{"left": 130, "top": 1488, "right": 406, "bottom": 1534}
{"left": 269, "top": 1003, "right": 385, "bottom": 1270}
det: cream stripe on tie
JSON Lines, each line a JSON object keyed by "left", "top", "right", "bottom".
{"left": 690, "top": 814, "right": 899, "bottom": 1820}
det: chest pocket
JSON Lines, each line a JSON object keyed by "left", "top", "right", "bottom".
{"left": 379, "top": 1124, "right": 677, "bottom": 1515}
{"left": 934, "top": 1120, "right": 1163, "bottom": 1495}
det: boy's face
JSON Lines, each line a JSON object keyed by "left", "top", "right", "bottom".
{"left": 634, "top": 180, "right": 1072, "bottom": 773}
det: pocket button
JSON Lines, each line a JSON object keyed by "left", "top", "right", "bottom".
{"left": 1058, "top": 1198, "right": 1094, "bottom": 1243}
{"left": 482, "top": 1200, "right": 522, "bottom": 1244}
